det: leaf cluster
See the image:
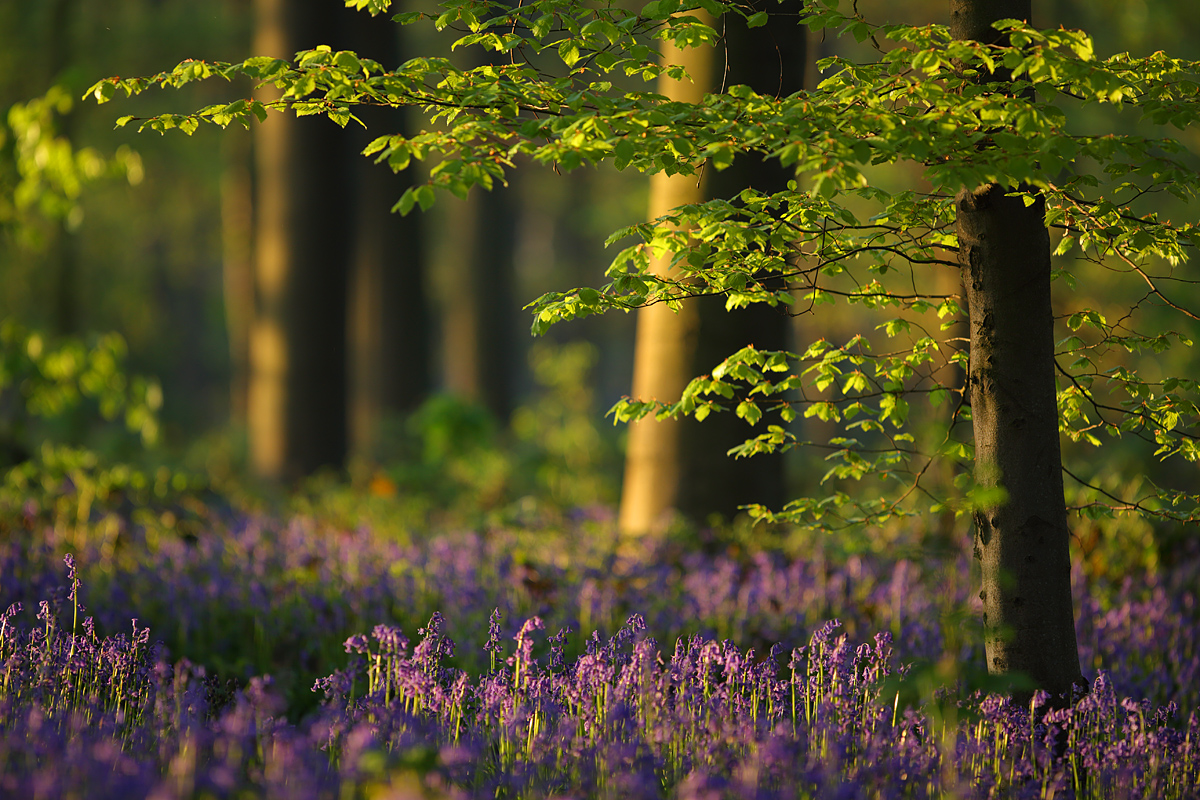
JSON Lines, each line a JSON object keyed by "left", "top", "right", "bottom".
{"left": 0, "top": 321, "right": 163, "bottom": 458}
{"left": 2, "top": 87, "right": 142, "bottom": 246}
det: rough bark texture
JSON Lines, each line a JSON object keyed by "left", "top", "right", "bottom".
{"left": 618, "top": 14, "right": 713, "bottom": 535}
{"left": 249, "top": 0, "right": 349, "bottom": 481}
{"left": 957, "top": 186, "right": 1082, "bottom": 697}
{"left": 952, "top": 0, "right": 1084, "bottom": 697}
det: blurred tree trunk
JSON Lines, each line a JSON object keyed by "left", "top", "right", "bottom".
{"left": 952, "top": 0, "right": 1084, "bottom": 698}
{"left": 248, "top": 0, "right": 350, "bottom": 481}
{"left": 222, "top": 0, "right": 255, "bottom": 429}
{"left": 221, "top": 126, "right": 254, "bottom": 427}
{"left": 435, "top": 14, "right": 520, "bottom": 424}
{"left": 343, "top": 6, "right": 432, "bottom": 459}
{"left": 618, "top": 13, "right": 714, "bottom": 535}
{"left": 677, "top": 3, "right": 806, "bottom": 522}
{"left": 48, "top": 0, "right": 79, "bottom": 337}
{"left": 620, "top": 5, "right": 805, "bottom": 533}
{"left": 437, "top": 183, "right": 518, "bottom": 422}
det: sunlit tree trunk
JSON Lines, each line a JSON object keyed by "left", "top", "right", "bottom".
{"left": 952, "top": 0, "right": 1084, "bottom": 698}
{"left": 677, "top": 4, "right": 806, "bottom": 522}
{"left": 248, "top": 0, "right": 349, "bottom": 481}
{"left": 618, "top": 15, "right": 713, "bottom": 535}
{"left": 620, "top": 7, "right": 807, "bottom": 533}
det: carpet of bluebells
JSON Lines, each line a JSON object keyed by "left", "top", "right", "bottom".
{"left": 1, "top": 500, "right": 1198, "bottom": 799}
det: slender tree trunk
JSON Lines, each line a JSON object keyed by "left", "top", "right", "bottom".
{"left": 48, "top": 0, "right": 79, "bottom": 337}
{"left": 249, "top": 0, "right": 349, "bottom": 481}
{"left": 435, "top": 13, "right": 520, "bottom": 424}
{"left": 618, "top": 14, "right": 713, "bottom": 535}
{"left": 952, "top": 0, "right": 1084, "bottom": 698}
{"left": 472, "top": 184, "right": 519, "bottom": 422}
{"left": 435, "top": 183, "right": 519, "bottom": 422}
{"left": 221, "top": 126, "right": 254, "bottom": 427}
{"left": 621, "top": 6, "right": 807, "bottom": 532}
{"left": 343, "top": 7, "right": 431, "bottom": 458}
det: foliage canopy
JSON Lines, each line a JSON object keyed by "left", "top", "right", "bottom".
{"left": 88, "top": 0, "right": 1200, "bottom": 529}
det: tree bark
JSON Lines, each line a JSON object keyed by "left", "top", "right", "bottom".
{"left": 221, "top": 126, "right": 254, "bottom": 427}
{"left": 618, "top": 13, "right": 713, "bottom": 535}
{"left": 435, "top": 11, "right": 520, "bottom": 425}
{"left": 621, "top": 6, "right": 807, "bottom": 532}
{"left": 433, "top": 182, "right": 519, "bottom": 422}
{"left": 436, "top": 184, "right": 518, "bottom": 422}
{"left": 343, "top": 7, "right": 431, "bottom": 459}
{"left": 48, "top": 0, "right": 80, "bottom": 337}
{"left": 952, "top": 0, "right": 1084, "bottom": 698}
{"left": 248, "top": 0, "right": 350, "bottom": 481}
{"left": 677, "top": 3, "right": 806, "bottom": 522}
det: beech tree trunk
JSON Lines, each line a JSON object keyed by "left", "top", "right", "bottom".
{"left": 343, "top": 8, "right": 431, "bottom": 458}
{"left": 435, "top": 9, "right": 520, "bottom": 424}
{"left": 249, "top": 0, "right": 349, "bottom": 481}
{"left": 221, "top": 126, "right": 254, "bottom": 427}
{"left": 620, "top": 6, "right": 806, "bottom": 532}
{"left": 618, "top": 14, "right": 713, "bottom": 535}
{"left": 437, "top": 184, "right": 519, "bottom": 423}
{"left": 247, "top": 0, "right": 433, "bottom": 478}
{"left": 678, "top": 3, "right": 805, "bottom": 522}
{"left": 952, "top": 0, "right": 1084, "bottom": 698}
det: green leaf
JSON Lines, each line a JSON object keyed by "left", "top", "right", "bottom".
{"left": 578, "top": 287, "right": 601, "bottom": 307}
{"left": 841, "top": 371, "right": 869, "bottom": 394}
{"left": 393, "top": 186, "right": 418, "bottom": 216}
{"left": 333, "top": 51, "right": 361, "bottom": 73}
{"left": 736, "top": 400, "right": 762, "bottom": 425}
{"left": 559, "top": 39, "right": 581, "bottom": 68}
{"left": 91, "top": 80, "right": 117, "bottom": 104}
{"left": 879, "top": 393, "right": 908, "bottom": 427}
{"left": 642, "top": 0, "right": 674, "bottom": 20}
{"left": 614, "top": 138, "right": 636, "bottom": 170}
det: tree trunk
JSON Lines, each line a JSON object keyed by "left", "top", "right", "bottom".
{"left": 621, "top": 6, "right": 807, "bottom": 532}
{"left": 434, "top": 183, "right": 519, "bottom": 423}
{"left": 472, "top": 184, "right": 520, "bottom": 423}
{"left": 248, "top": 0, "right": 349, "bottom": 481}
{"left": 48, "top": 0, "right": 80, "bottom": 337}
{"left": 221, "top": 126, "right": 254, "bottom": 427}
{"left": 618, "top": 13, "right": 713, "bottom": 535}
{"left": 434, "top": 15, "right": 520, "bottom": 424}
{"left": 952, "top": 0, "right": 1084, "bottom": 698}
{"left": 343, "top": 7, "right": 431, "bottom": 459}
{"left": 677, "top": 3, "right": 806, "bottom": 522}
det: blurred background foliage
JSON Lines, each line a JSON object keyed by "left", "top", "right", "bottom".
{"left": 0, "top": 0, "right": 1196, "bottom": 587}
